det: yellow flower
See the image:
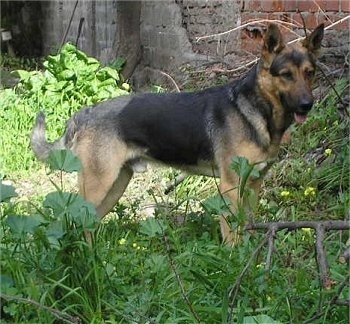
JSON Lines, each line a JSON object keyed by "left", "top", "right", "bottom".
{"left": 132, "top": 243, "right": 138, "bottom": 248}
{"left": 304, "top": 186, "right": 316, "bottom": 197}
{"left": 256, "top": 262, "right": 265, "bottom": 269}
{"left": 280, "top": 190, "right": 291, "bottom": 198}
{"left": 324, "top": 148, "right": 332, "bottom": 156}
{"left": 301, "top": 228, "right": 312, "bottom": 234}
{"left": 122, "top": 83, "right": 130, "bottom": 91}
{"left": 118, "top": 238, "right": 126, "bottom": 245}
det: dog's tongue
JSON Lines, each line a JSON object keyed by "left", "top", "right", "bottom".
{"left": 294, "top": 113, "right": 307, "bottom": 124}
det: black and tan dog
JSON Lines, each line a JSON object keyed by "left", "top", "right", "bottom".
{"left": 31, "top": 23, "right": 324, "bottom": 245}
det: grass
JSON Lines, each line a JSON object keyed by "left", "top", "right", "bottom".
{"left": 0, "top": 46, "right": 349, "bottom": 323}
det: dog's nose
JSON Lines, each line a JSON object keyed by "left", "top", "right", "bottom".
{"left": 299, "top": 97, "right": 313, "bottom": 112}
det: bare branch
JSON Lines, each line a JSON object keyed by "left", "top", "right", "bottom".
{"left": 0, "top": 293, "right": 80, "bottom": 324}
{"left": 245, "top": 220, "right": 349, "bottom": 289}
{"left": 245, "top": 220, "right": 350, "bottom": 231}
{"left": 315, "top": 224, "right": 332, "bottom": 290}
{"left": 339, "top": 247, "right": 350, "bottom": 264}
{"left": 266, "top": 225, "right": 277, "bottom": 270}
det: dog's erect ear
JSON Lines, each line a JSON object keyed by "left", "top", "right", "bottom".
{"left": 302, "top": 23, "right": 324, "bottom": 56}
{"left": 261, "top": 24, "right": 285, "bottom": 68}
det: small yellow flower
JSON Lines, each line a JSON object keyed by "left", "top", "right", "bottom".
{"left": 132, "top": 243, "right": 138, "bottom": 248}
{"left": 301, "top": 227, "right": 312, "bottom": 234}
{"left": 304, "top": 186, "right": 316, "bottom": 197}
{"left": 118, "top": 238, "right": 126, "bottom": 245}
{"left": 122, "top": 82, "right": 130, "bottom": 91}
{"left": 256, "top": 262, "right": 265, "bottom": 269}
{"left": 280, "top": 190, "right": 291, "bottom": 198}
{"left": 324, "top": 148, "right": 332, "bottom": 156}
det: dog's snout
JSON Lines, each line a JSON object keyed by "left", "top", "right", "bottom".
{"left": 299, "top": 97, "right": 313, "bottom": 112}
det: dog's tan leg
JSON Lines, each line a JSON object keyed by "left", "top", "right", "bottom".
{"left": 95, "top": 166, "right": 133, "bottom": 217}
{"left": 219, "top": 169, "right": 241, "bottom": 247}
{"left": 75, "top": 135, "right": 130, "bottom": 219}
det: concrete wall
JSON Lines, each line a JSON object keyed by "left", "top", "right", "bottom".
{"left": 40, "top": 0, "right": 118, "bottom": 63}
{"left": 37, "top": 0, "right": 349, "bottom": 80}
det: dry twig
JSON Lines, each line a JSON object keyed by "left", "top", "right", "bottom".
{"left": 245, "top": 220, "right": 350, "bottom": 289}
{"left": 0, "top": 293, "right": 80, "bottom": 324}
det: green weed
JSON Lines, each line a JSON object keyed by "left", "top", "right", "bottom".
{"left": 0, "top": 45, "right": 348, "bottom": 322}
{"left": 0, "top": 43, "right": 128, "bottom": 177}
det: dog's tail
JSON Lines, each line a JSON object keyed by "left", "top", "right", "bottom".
{"left": 31, "top": 112, "right": 66, "bottom": 161}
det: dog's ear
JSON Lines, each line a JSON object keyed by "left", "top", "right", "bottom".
{"left": 261, "top": 24, "right": 285, "bottom": 67}
{"left": 302, "top": 23, "right": 324, "bottom": 56}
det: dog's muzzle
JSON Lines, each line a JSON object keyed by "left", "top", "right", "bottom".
{"left": 294, "top": 96, "right": 313, "bottom": 124}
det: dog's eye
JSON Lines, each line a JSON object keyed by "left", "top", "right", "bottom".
{"left": 280, "top": 71, "right": 293, "bottom": 81}
{"left": 304, "top": 69, "right": 314, "bottom": 79}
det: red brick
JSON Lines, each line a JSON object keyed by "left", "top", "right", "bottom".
{"left": 325, "top": 1, "right": 340, "bottom": 11}
{"left": 340, "top": 0, "right": 350, "bottom": 12}
{"left": 305, "top": 12, "right": 318, "bottom": 28}
{"left": 296, "top": 0, "right": 323, "bottom": 12}
{"left": 284, "top": 0, "right": 297, "bottom": 12}
{"left": 291, "top": 12, "right": 306, "bottom": 26}
{"left": 272, "top": 0, "right": 284, "bottom": 11}
{"left": 241, "top": 26, "right": 263, "bottom": 54}
{"left": 247, "top": 0, "right": 262, "bottom": 11}
{"left": 261, "top": 0, "right": 274, "bottom": 12}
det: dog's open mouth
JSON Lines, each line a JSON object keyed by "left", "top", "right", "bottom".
{"left": 294, "top": 112, "right": 308, "bottom": 124}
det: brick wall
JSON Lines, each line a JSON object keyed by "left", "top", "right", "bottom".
{"left": 241, "top": 0, "right": 350, "bottom": 54}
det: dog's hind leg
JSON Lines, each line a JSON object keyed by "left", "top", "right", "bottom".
{"left": 94, "top": 166, "right": 133, "bottom": 217}
{"left": 75, "top": 135, "right": 132, "bottom": 219}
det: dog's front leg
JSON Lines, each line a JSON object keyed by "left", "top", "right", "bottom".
{"left": 219, "top": 172, "right": 242, "bottom": 246}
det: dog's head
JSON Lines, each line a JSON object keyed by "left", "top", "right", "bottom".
{"left": 258, "top": 23, "right": 324, "bottom": 124}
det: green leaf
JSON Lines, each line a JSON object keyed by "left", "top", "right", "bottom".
{"left": 109, "top": 57, "right": 126, "bottom": 72}
{"left": 230, "top": 157, "right": 260, "bottom": 197}
{"left": 139, "top": 218, "right": 166, "bottom": 237}
{"left": 47, "top": 149, "right": 82, "bottom": 173}
{"left": 16, "top": 69, "right": 31, "bottom": 82}
{"left": 58, "top": 69, "right": 75, "bottom": 81}
{"left": 5, "top": 214, "right": 45, "bottom": 235}
{"left": 43, "top": 192, "right": 97, "bottom": 229}
{"left": 243, "top": 315, "right": 281, "bottom": 324}
{"left": 202, "top": 195, "right": 230, "bottom": 215}
{"left": 98, "top": 66, "right": 120, "bottom": 81}
{"left": 87, "top": 57, "right": 100, "bottom": 70}
{"left": 0, "top": 181, "right": 18, "bottom": 202}
{"left": 45, "top": 220, "right": 65, "bottom": 247}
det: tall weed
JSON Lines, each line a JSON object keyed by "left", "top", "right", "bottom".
{"left": 0, "top": 43, "right": 128, "bottom": 177}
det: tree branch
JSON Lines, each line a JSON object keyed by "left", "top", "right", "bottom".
{"left": 0, "top": 293, "right": 80, "bottom": 324}
{"left": 245, "top": 220, "right": 350, "bottom": 289}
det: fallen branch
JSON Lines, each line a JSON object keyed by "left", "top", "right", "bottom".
{"left": 245, "top": 220, "right": 350, "bottom": 231}
{"left": 245, "top": 220, "right": 350, "bottom": 289}
{"left": 0, "top": 293, "right": 80, "bottom": 324}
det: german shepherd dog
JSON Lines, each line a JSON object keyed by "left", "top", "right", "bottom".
{"left": 31, "top": 23, "right": 324, "bottom": 245}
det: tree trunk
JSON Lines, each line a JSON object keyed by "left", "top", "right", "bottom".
{"left": 113, "top": 1, "right": 142, "bottom": 80}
